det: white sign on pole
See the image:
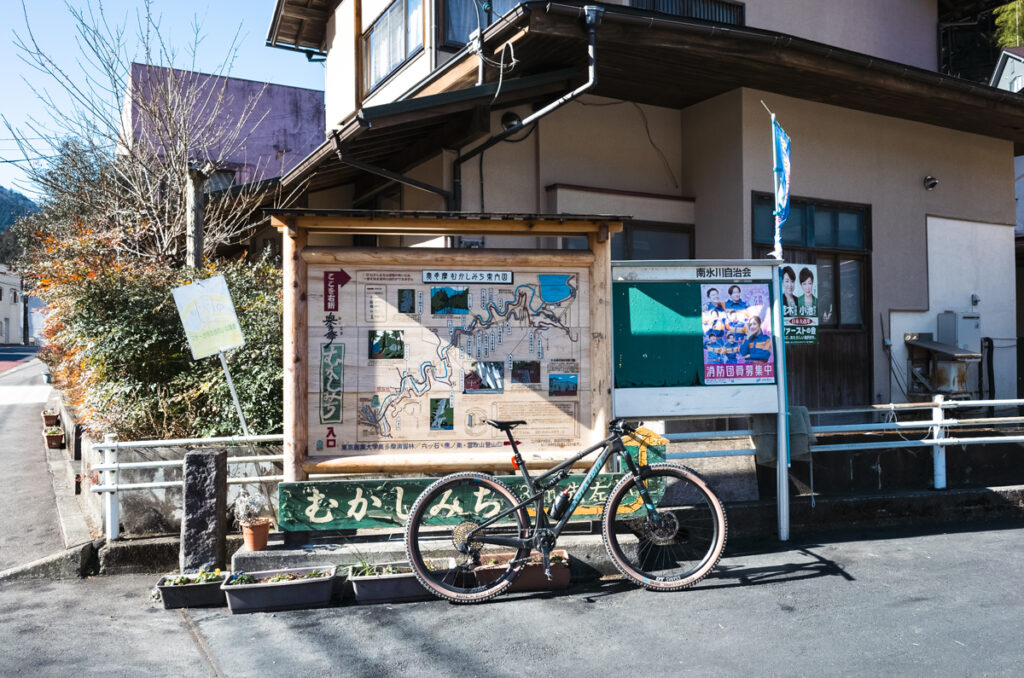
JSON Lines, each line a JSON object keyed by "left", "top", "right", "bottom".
{"left": 171, "top": 275, "right": 245, "bottom": 360}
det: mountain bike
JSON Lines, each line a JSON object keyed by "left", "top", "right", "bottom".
{"left": 404, "top": 419, "right": 727, "bottom": 603}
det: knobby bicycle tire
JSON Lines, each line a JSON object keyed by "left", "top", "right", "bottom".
{"left": 404, "top": 472, "right": 532, "bottom": 603}
{"left": 601, "top": 463, "right": 727, "bottom": 590}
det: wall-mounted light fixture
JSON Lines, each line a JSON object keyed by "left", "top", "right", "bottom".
{"left": 923, "top": 175, "right": 938, "bottom": 190}
{"left": 501, "top": 112, "right": 522, "bottom": 131}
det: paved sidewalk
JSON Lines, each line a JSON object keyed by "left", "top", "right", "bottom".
{"left": 0, "top": 358, "right": 65, "bottom": 571}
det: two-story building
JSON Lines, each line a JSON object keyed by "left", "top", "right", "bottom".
{"left": 265, "top": 0, "right": 1022, "bottom": 412}
{"left": 0, "top": 264, "right": 24, "bottom": 345}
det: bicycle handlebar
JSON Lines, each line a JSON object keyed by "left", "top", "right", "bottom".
{"left": 609, "top": 419, "right": 641, "bottom": 435}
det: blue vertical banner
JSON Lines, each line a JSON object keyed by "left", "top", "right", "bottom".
{"left": 771, "top": 115, "right": 791, "bottom": 260}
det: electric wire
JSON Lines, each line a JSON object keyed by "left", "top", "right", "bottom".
{"left": 578, "top": 98, "right": 679, "bottom": 188}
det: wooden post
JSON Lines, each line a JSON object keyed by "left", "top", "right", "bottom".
{"left": 282, "top": 220, "right": 308, "bottom": 482}
{"left": 589, "top": 224, "right": 614, "bottom": 442}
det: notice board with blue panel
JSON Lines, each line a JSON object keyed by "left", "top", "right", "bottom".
{"left": 611, "top": 260, "right": 784, "bottom": 418}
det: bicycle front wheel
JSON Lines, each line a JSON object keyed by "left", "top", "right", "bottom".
{"left": 405, "top": 472, "right": 532, "bottom": 603}
{"left": 602, "top": 463, "right": 726, "bottom": 590}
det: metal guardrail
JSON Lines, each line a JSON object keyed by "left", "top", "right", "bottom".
{"left": 90, "top": 433, "right": 284, "bottom": 540}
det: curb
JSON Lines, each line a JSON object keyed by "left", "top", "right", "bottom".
{"left": 0, "top": 541, "right": 99, "bottom": 582}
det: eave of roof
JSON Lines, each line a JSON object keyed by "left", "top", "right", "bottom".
{"left": 266, "top": 0, "right": 336, "bottom": 55}
{"left": 283, "top": 1, "right": 1024, "bottom": 193}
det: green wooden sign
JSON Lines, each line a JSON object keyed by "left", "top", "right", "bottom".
{"left": 279, "top": 440, "right": 665, "bottom": 531}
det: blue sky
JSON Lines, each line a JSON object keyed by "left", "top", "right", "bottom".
{"left": 0, "top": 0, "right": 325, "bottom": 196}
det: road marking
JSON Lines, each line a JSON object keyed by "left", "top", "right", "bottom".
{"left": 0, "top": 385, "right": 52, "bottom": 405}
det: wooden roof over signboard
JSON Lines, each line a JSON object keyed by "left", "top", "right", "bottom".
{"left": 277, "top": 1, "right": 1024, "bottom": 193}
{"left": 266, "top": 208, "right": 625, "bottom": 237}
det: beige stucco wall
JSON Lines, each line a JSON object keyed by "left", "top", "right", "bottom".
{"left": 680, "top": 89, "right": 745, "bottom": 259}
{"left": 737, "top": 88, "right": 1013, "bottom": 401}
{"left": 453, "top": 96, "right": 684, "bottom": 211}
{"left": 744, "top": 0, "right": 936, "bottom": 71}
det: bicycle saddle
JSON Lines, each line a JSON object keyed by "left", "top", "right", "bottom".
{"left": 485, "top": 419, "right": 526, "bottom": 431}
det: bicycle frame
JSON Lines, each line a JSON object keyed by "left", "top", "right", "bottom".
{"left": 466, "top": 426, "right": 656, "bottom": 551}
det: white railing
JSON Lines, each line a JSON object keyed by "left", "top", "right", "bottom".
{"left": 90, "top": 396, "right": 1024, "bottom": 541}
{"left": 664, "top": 395, "right": 1024, "bottom": 492}
{"left": 90, "top": 433, "right": 284, "bottom": 540}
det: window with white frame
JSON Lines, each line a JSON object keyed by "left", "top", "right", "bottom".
{"left": 365, "top": 0, "right": 423, "bottom": 91}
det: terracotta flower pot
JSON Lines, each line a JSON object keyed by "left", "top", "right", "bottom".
{"left": 241, "top": 518, "right": 272, "bottom": 551}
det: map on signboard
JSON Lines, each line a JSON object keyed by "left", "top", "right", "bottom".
{"left": 307, "top": 265, "right": 590, "bottom": 456}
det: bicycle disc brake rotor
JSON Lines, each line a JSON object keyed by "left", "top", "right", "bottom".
{"left": 452, "top": 521, "right": 483, "bottom": 552}
{"left": 641, "top": 511, "right": 681, "bottom": 546}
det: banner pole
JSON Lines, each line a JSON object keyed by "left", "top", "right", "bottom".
{"left": 771, "top": 263, "right": 790, "bottom": 541}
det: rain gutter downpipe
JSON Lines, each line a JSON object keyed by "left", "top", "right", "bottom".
{"left": 452, "top": 5, "right": 604, "bottom": 211}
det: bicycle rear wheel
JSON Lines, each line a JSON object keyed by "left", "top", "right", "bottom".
{"left": 602, "top": 463, "right": 726, "bottom": 590}
{"left": 405, "top": 472, "right": 532, "bottom": 603}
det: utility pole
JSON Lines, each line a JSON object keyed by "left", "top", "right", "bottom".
{"left": 186, "top": 163, "right": 212, "bottom": 268}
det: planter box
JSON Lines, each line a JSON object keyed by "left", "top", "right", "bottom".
{"left": 475, "top": 550, "right": 571, "bottom": 592}
{"left": 157, "top": 574, "right": 229, "bottom": 609}
{"left": 42, "top": 411, "right": 60, "bottom": 427}
{"left": 43, "top": 433, "right": 65, "bottom": 450}
{"left": 221, "top": 566, "right": 336, "bottom": 614}
{"left": 347, "top": 559, "right": 455, "bottom": 605}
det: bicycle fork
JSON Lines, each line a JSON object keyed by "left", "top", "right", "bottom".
{"left": 618, "top": 449, "right": 666, "bottom": 525}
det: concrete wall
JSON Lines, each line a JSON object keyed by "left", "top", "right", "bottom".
{"left": 744, "top": 0, "right": 937, "bottom": 70}
{"left": 890, "top": 217, "right": 1017, "bottom": 400}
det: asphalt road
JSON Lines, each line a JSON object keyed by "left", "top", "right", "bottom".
{"left": 1, "top": 522, "right": 1022, "bottom": 677}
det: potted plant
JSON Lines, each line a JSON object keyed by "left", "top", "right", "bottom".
{"left": 156, "top": 569, "right": 229, "bottom": 609}
{"left": 234, "top": 491, "right": 272, "bottom": 551}
{"left": 220, "top": 566, "right": 336, "bottom": 614}
{"left": 474, "top": 550, "right": 571, "bottom": 592}
{"left": 43, "top": 425, "right": 65, "bottom": 449}
{"left": 42, "top": 407, "right": 60, "bottom": 427}
{"left": 346, "top": 559, "right": 456, "bottom": 605}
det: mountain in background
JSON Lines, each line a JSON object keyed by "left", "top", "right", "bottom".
{"left": 0, "top": 184, "right": 37, "bottom": 232}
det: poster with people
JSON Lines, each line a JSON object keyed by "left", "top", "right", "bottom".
{"left": 700, "top": 283, "right": 775, "bottom": 384}
{"left": 781, "top": 264, "right": 818, "bottom": 345}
